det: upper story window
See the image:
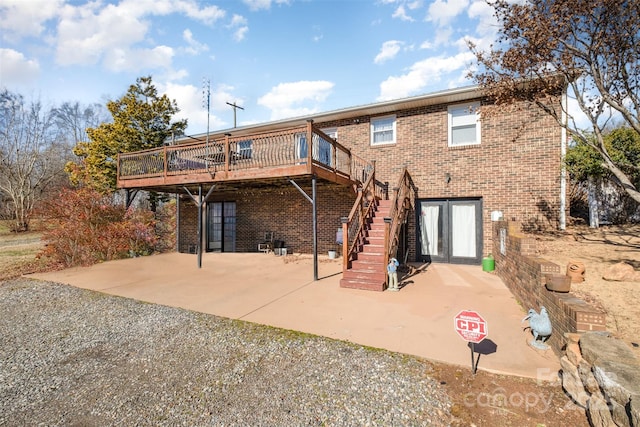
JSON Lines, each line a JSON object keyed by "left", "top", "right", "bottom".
{"left": 370, "top": 115, "right": 396, "bottom": 146}
{"left": 322, "top": 127, "right": 337, "bottom": 140}
{"left": 448, "top": 102, "right": 481, "bottom": 147}
{"left": 237, "top": 139, "right": 252, "bottom": 159}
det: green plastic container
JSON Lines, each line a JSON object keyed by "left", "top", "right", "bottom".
{"left": 482, "top": 254, "right": 495, "bottom": 272}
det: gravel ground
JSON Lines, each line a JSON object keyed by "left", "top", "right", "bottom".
{"left": 0, "top": 278, "right": 453, "bottom": 426}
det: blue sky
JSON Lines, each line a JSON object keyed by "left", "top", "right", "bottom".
{"left": 1, "top": 0, "right": 498, "bottom": 134}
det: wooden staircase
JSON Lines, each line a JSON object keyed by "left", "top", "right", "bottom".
{"left": 340, "top": 199, "right": 392, "bottom": 291}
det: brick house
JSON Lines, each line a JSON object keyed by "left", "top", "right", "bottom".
{"left": 117, "top": 84, "right": 567, "bottom": 290}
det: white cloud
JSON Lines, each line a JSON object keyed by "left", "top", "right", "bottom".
{"left": 104, "top": 45, "right": 175, "bottom": 73}
{"left": 258, "top": 80, "right": 334, "bottom": 120}
{"left": 173, "top": 1, "right": 226, "bottom": 25}
{"left": 56, "top": 2, "right": 150, "bottom": 66}
{"left": 377, "top": 51, "right": 475, "bottom": 100}
{"left": 420, "top": 40, "right": 433, "bottom": 50}
{"left": 0, "top": 0, "right": 64, "bottom": 41}
{"left": 182, "top": 29, "right": 209, "bottom": 55}
{"left": 242, "top": 0, "right": 290, "bottom": 12}
{"left": 312, "top": 25, "right": 323, "bottom": 42}
{"left": 229, "top": 14, "right": 249, "bottom": 42}
{"left": 118, "top": 0, "right": 225, "bottom": 25}
{"left": 0, "top": 48, "right": 40, "bottom": 85}
{"left": 392, "top": 5, "right": 414, "bottom": 21}
{"left": 427, "top": 0, "right": 469, "bottom": 26}
{"left": 374, "top": 40, "right": 404, "bottom": 64}
{"left": 467, "top": 0, "right": 499, "bottom": 46}
{"left": 54, "top": 0, "right": 227, "bottom": 71}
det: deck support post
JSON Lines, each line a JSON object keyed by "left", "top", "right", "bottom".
{"left": 183, "top": 184, "right": 217, "bottom": 269}
{"left": 290, "top": 176, "right": 318, "bottom": 281}
{"left": 197, "top": 184, "right": 203, "bottom": 269}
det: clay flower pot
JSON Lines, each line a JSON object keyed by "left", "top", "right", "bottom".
{"left": 545, "top": 274, "right": 572, "bottom": 292}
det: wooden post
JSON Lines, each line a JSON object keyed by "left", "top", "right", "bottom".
{"left": 224, "top": 133, "right": 231, "bottom": 172}
{"left": 341, "top": 217, "right": 349, "bottom": 271}
{"left": 163, "top": 145, "right": 168, "bottom": 178}
{"left": 306, "top": 119, "right": 313, "bottom": 172}
{"left": 383, "top": 217, "right": 391, "bottom": 289}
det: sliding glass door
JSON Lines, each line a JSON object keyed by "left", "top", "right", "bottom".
{"left": 417, "top": 198, "right": 482, "bottom": 264}
{"left": 207, "top": 202, "right": 236, "bottom": 252}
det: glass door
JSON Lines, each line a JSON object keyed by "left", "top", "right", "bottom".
{"left": 207, "top": 202, "right": 236, "bottom": 252}
{"left": 417, "top": 199, "right": 482, "bottom": 264}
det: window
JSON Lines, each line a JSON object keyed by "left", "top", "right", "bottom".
{"left": 370, "top": 115, "right": 396, "bottom": 146}
{"left": 295, "top": 133, "right": 307, "bottom": 163}
{"left": 316, "top": 128, "right": 336, "bottom": 166}
{"left": 237, "top": 139, "right": 252, "bottom": 159}
{"left": 448, "top": 102, "right": 480, "bottom": 147}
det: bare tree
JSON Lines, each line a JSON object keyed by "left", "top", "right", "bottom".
{"left": 0, "top": 90, "right": 67, "bottom": 231}
{"left": 469, "top": 0, "right": 640, "bottom": 203}
{"left": 51, "top": 101, "right": 108, "bottom": 146}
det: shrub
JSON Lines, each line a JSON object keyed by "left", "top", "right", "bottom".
{"left": 38, "top": 188, "right": 157, "bottom": 267}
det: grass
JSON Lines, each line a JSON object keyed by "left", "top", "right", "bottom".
{"left": 0, "top": 219, "right": 49, "bottom": 281}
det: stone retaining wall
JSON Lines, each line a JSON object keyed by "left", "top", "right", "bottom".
{"left": 561, "top": 332, "right": 640, "bottom": 427}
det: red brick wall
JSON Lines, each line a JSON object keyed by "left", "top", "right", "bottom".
{"left": 178, "top": 198, "right": 198, "bottom": 253}
{"left": 178, "top": 183, "right": 355, "bottom": 254}
{"left": 492, "top": 221, "right": 606, "bottom": 355}
{"left": 316, "top": 98, "right": 565, "bottom": 260}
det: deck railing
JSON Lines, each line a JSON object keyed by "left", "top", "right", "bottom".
{"left": 341, "top": 162, "right": 389, "bottom": 270}
{"left": 117, "top": 122, "right": 368, "bottom": 184}
{"left": 383, "top": 168, "right": 416, "bottom": 269}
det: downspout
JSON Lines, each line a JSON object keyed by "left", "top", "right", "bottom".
{"left": 559, "top": 89, "right": 568, "bottom": 231}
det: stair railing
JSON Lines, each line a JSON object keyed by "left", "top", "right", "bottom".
{"left": 341, "top": 161, "right": 386, "bottom": 271}
{"left": 384, "top": 168, "right": 416, "bottom": 272}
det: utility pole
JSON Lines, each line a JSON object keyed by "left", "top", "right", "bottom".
{"left": 226, "top": 101, "right": 244, "bottom": 128}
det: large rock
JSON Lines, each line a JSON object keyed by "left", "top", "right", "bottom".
{"left": 578, "top": 359, "right": 600, "bottom": 395}
{"left": 630, "top": 395, "right": 640, "bottom": 427}
{"left": 561, "top": 356, "right": 589, "bottom": 407}
{"left": 592, "top": 359, "right": 640, "bottom": 412}
{"left": 588, "top": 391, "right": 615, "bottom": 427}
{"left": 603, "top": 262, "right": 640, "bottom": 282}
{"left": 580, "top": 332, "right": 639, "bottom": 365}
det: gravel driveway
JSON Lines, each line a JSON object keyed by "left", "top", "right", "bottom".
{"left": 0, "top": 278, "right": 453, "bottom": 426}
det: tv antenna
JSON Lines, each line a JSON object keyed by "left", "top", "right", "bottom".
{"left": 226, "top": 101, "right": 244, "bottom": 128}
{"left": 202, "top": 77, "right": 210, "bottom": 144}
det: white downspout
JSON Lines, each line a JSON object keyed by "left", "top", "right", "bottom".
{"left": 559, "top": 89, "right": 568, "bottom": 230}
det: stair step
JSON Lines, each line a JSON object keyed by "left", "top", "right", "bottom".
{"left": 340, "top": 278, "right": 386, "bottom": 292}
{"left": 341, "top": 197, "right": 392, "bottom": 292}
{"left": 351, "top": 260, "right": 385, "bottom": 271}
{"left": 356, "top": 252, "right": 385, "bottom": 262}
{"left": 342, "top": 270, "right": 385, "bottom": 279}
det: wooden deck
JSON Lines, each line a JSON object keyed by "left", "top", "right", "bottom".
{"left": 117, "top": 122, "right": 371, "bottom": 192}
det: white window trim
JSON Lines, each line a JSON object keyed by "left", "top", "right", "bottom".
{"left": 370, "top": 115, "right": 396, "bottom": 146}
{"left": 448, "top": 102, "right": 481, "bottom": 147}
{"left": 321, "top": 127, "right": 337, "bottom": 140}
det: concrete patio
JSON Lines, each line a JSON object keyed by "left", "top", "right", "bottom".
{"left": 28, "top": 252, "right": 560, "bottom": 379}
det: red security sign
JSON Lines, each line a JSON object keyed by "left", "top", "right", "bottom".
{"left": 454, "top": 310, "right": 488, "bottom": 343}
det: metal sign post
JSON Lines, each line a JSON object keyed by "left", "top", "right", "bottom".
{"left": 454, "top": 310, "right": 488, "bottom": 375}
